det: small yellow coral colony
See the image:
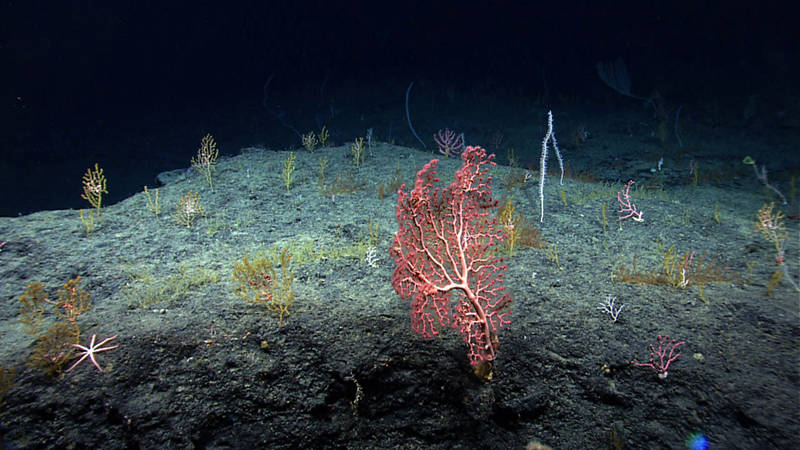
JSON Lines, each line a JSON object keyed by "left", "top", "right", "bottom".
{"left": 302, "top": 132, "right": 318, "bottom": 152}
{"left": 754, "top": 202, "right": 787, "bottom": 256}
{"left": 192, "top": 133, "right": 219, "bottom": 190}
{"left": 143, "top": 186, "right": 160, "bottom": 217}
{"left": 232, "top": 249, "right": 295, "bottom": 326}
{"left": 18, "top": 277, "right": 92, "bottom": 375}
{"left": 80, "top": 163, "right": 108, "bottom": 234}
{"left": 282, "top": 152, "right": 297, "bottom": 192}
{"left": 498, "top": 196, "right": 521, "bottom": 257}
{"left": 81, "top": 163, "right": 107, "bottom": 213}
{"left": 317, "top": 125, "right": 329, "bottom": 147}
{"left": 351, "top": 137, "right": 365, "bottom": 168}
{"left": 753, "top": 202, "right": 798, "bottom": 293}
{"left": 173, "top": 190, "right": 204, "bottom": 228}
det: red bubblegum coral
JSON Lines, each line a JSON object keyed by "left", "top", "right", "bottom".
{"left": 631, "top": 334, "right": 685, "bottom": 379}
{"left": 617, "top": 179, "right": 644, "bottom": 222}
{"left": 390, "top": 146, "right": 512, "bottom": 377}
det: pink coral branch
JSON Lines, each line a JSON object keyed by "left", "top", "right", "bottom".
{"left": 433, "top": 128, "right": 465, "bottom": 158}
{"left": 632, "top": 334, "right": 685, "bottom": 379}
{"left": 617, "top": 180, "right": 644, "bottom": 222}
{"left": 390, "top": 146, "right": 511, "bottom": 367}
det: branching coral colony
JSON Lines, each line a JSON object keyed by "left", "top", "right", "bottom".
{"left": 18, "top": 277, "right": 92, "bottom": 375}
{"left": 497, "top": 196, "right": 546, "bottom": 257}
{"left": 80, "top": 163, "right": 108, "bottom": 234}
{"left": 391, "top": 146, "right": 511, "bottom": 381}
{"left": 351, "top": 137, "right": 366, "bottom": 168}
{"left": 538, "top": 110, "right": 565, "bottom": 222}
{"left": 173, "top": 190, "right": 204, "bottom": 228}
{"left": 232, "top": 248, "right": 295, "bottom": 326}
{"left": 754, "top": 202, "right": 799, "bottom": 293}
{"left": 301, "top": 131, "right": 318, "bottom": 152}
{"left": 282, "top": 151, "right": 297, "bottom": 192}
{"left": 304, "top": 125, "right": 330, "bottom": 151}
{"left": 192, "top": 133, "right": 219, "bottom": 190}
{"left": 615, "top": 246, "right": 739, "bottom": 303}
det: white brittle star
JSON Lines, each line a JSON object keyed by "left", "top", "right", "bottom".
{"left": 65, "top": 334, "right": 119, "bottom": 373}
